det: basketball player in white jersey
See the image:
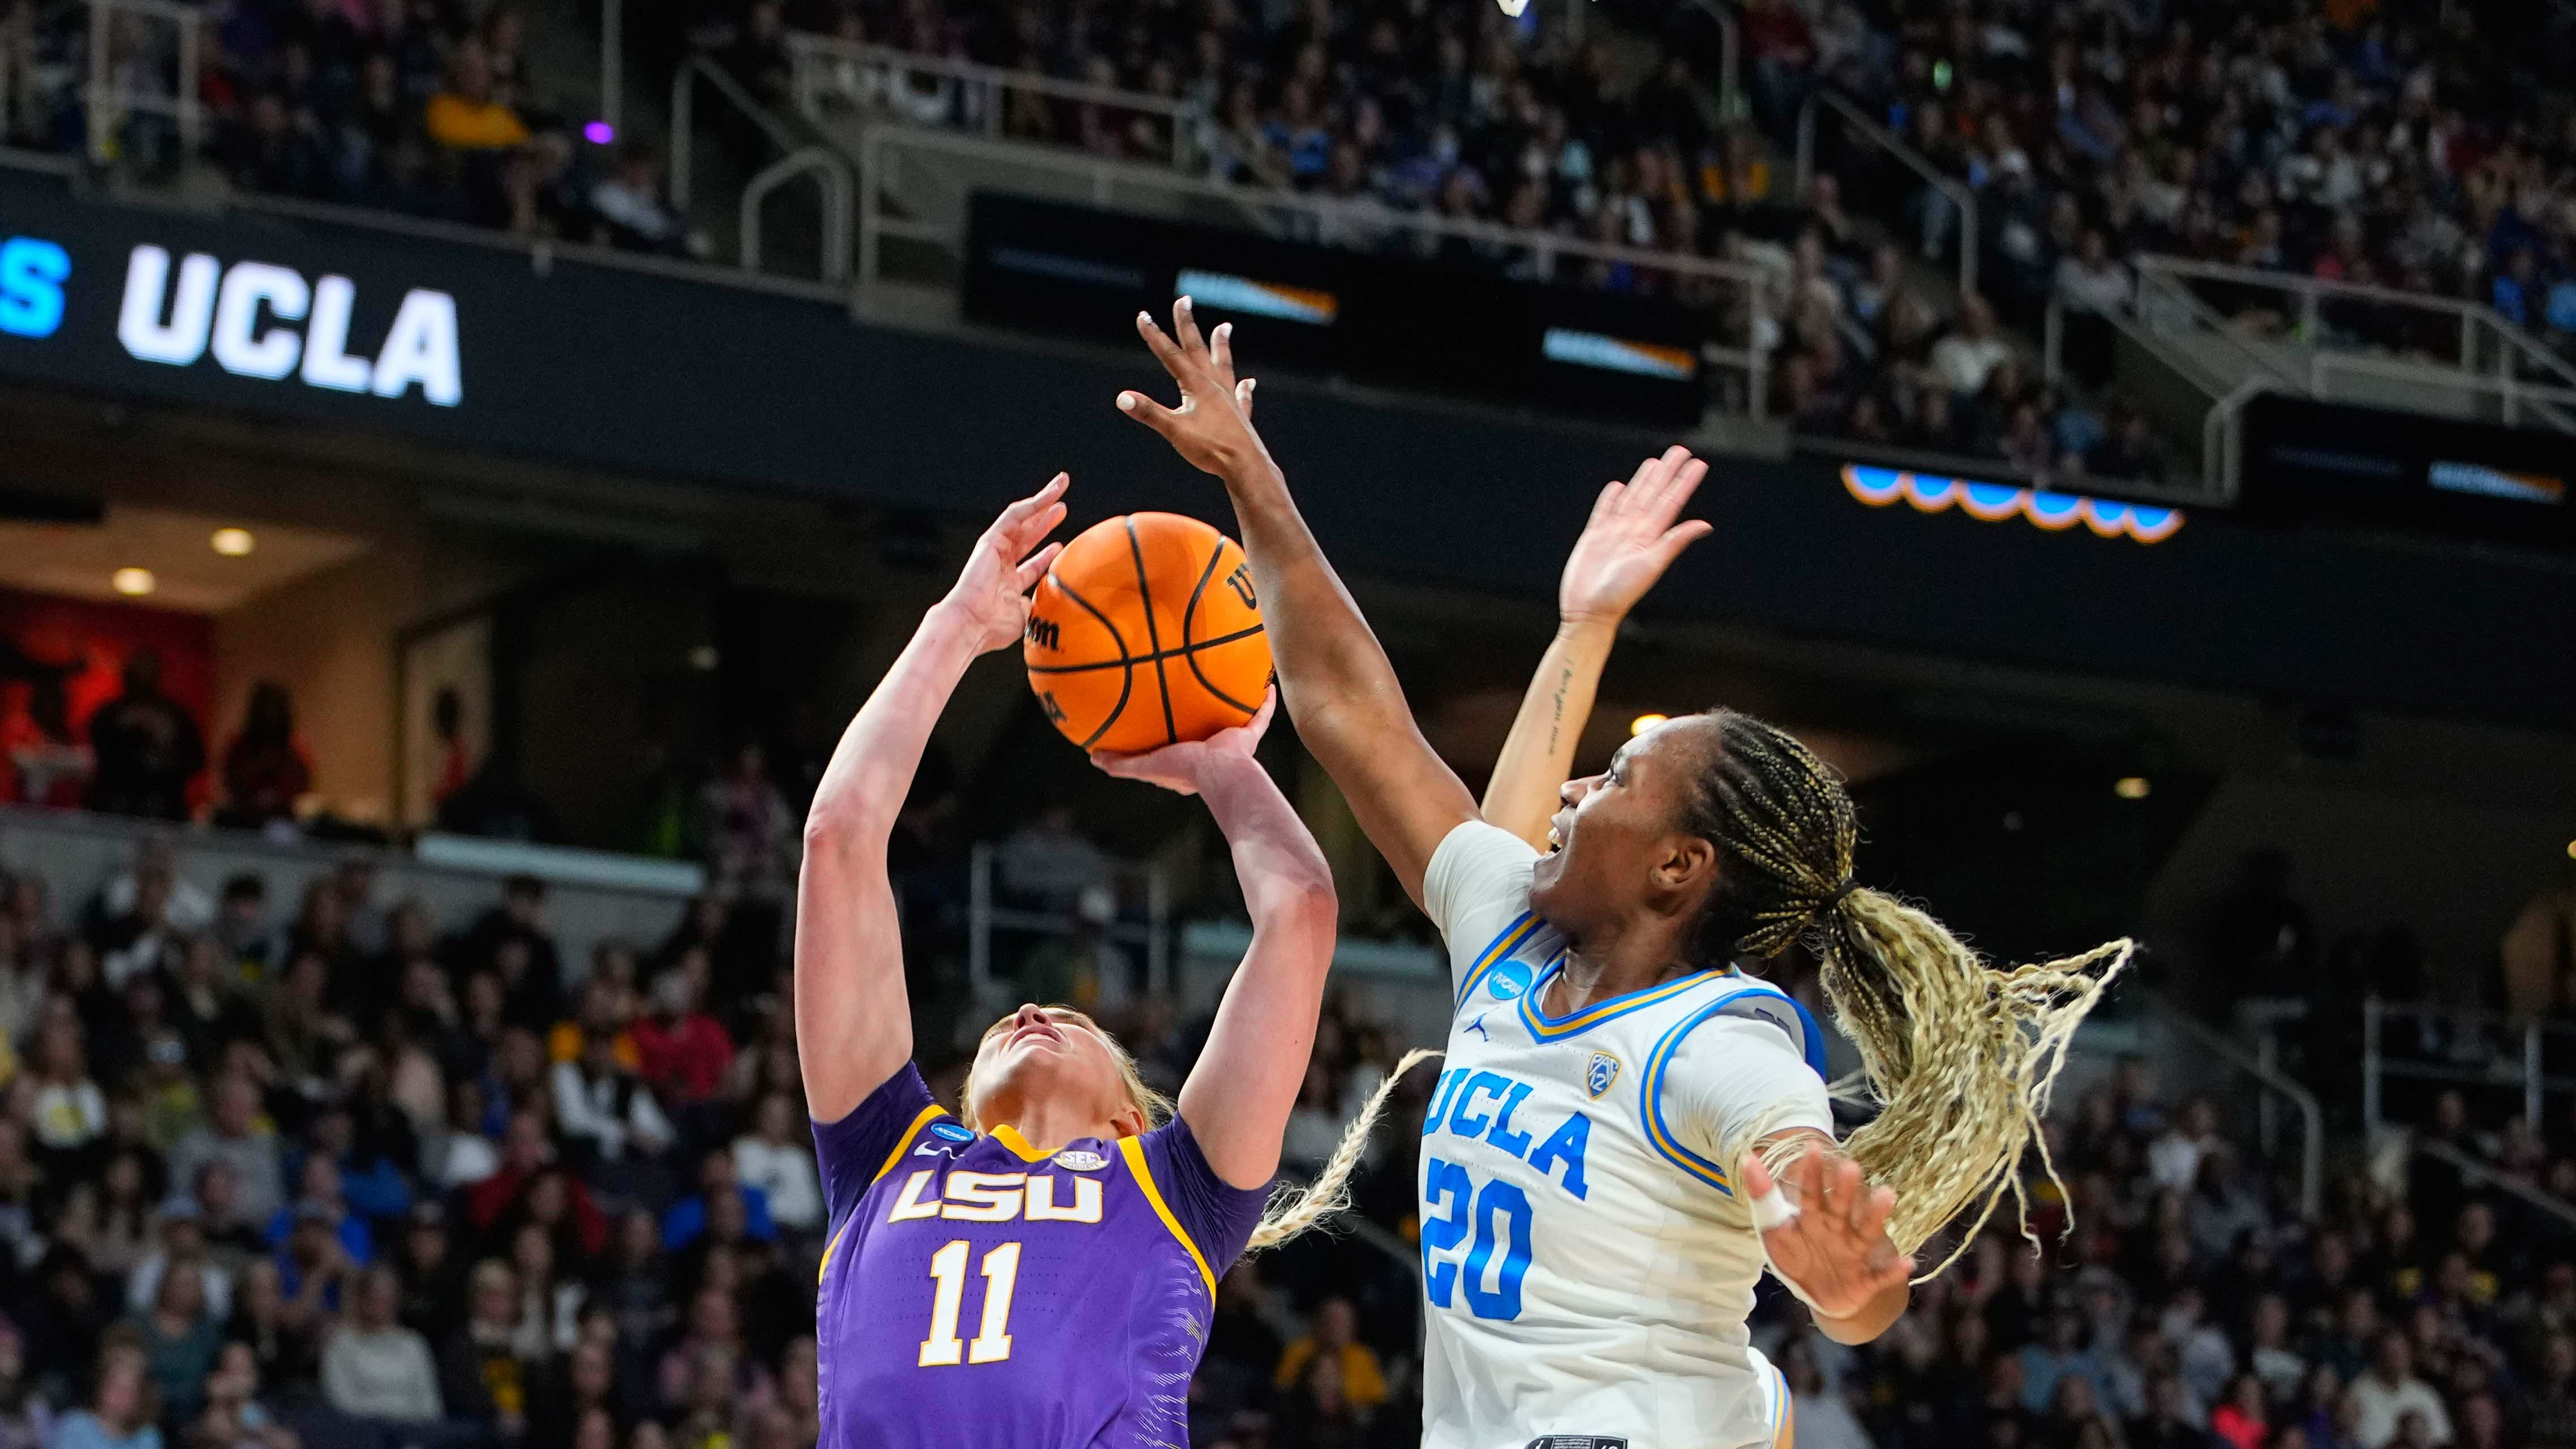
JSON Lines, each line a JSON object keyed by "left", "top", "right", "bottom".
{"left": 1117, "top": 302, "right": 2133, "bottom": 1449}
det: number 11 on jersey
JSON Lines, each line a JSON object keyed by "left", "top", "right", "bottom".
{"left": 919, "top": 1240, "right": 1021, "bottom": 1366}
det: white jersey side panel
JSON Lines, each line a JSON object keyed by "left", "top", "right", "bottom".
{"left": 1418, "top": 822, "right": 1832, "bottom": 1449}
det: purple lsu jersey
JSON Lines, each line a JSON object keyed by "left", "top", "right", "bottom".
{"left": 812, "top": 1065, "right": 1266, "bottom": 1448}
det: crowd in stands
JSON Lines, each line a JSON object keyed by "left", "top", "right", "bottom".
{"left": 1748, "top": 0, "right": 2576, "bottom": 456}
{"left": 0, "top": 0, "right": 698, "bottom": 255}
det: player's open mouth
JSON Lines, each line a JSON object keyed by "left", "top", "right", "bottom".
{"left": 1010, "top": 1021, "right": 1064, "bottom": 1049}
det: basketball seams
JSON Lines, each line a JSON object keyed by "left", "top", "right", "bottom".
{"left": 1027, "top": 623, "right": 1267, "bottom": 674}
{"left": 1044, "top": 576, "right": 1136, "bottom": 751}
{"left": 1182, "top": 539, "right": 1263, "bottom": 715}
{"left": 1124, "top": 517, "right": 1181, "bottom": 747}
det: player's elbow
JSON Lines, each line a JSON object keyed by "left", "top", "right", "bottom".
{"left": 801, "top": 794, "right": 890, "bottom": 854}
{"left": 1253, "top": 874, "right": 1339, "bottom": 958}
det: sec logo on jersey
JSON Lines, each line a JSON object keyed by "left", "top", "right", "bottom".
{"left": 1487, "top": 958, "right": 1534, "bottom": 1000}
{"left": 1053, "top": 1150, "right": 1108, "bottom": 1171}
{"left": 1585, "top": 1052, "right": 1620, "bottom": 1098}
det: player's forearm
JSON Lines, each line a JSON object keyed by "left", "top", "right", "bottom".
{"left": 1482, "top": 616, "right": 1618, "bottom": 849}
{"left": 1196, "top": 752, "right": 1338, "bottom": 938}
{"left": 804, "top": 599, "right": 982, "bottom": 848}
{"left": 1814, "top": 1279, "right": 1909, "bottom": 1344}
{"left": 1214, "top": 453, "right": 1420, "bottom": 765}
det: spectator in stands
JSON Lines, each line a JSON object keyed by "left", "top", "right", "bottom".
{"left": 216, "top": 682, "right": 311, "bottom": 833}
{"left": 170, "top": 1074, "right": 286, "bottom": 1234}
{"left": 629, "top": 963, "right": 731, "bottom": 1115}
{"left": 438, "top": 1259, "right": 540, "bottom": 1435}
{"left": 729, "top": 1091, "right": 821, "bottom": 1237}
{"left": 47, "top": 1342, "right": 156, "bottom": 1449}
{"left": 589, "top": 142, "right": 694, "bottom": 256}
{"left": 127, "top": 1258, "right": 222, "bottom": 1426}
{"left": 1930, "top": 294, "right": 2012, "bottom": 397}
{"left": 1272, "top": 1297, "right": 1386, "bottom": 1417}
{"left": 2, "top": 677, "right": 92, "bottom": 808}
{"left": 660, "top": 1148, "right": 773, "bottom": 1254}
{"left": 424, "top": 40, "right": 527, "bottom": 154}
{"left": 85, "top": 649, "right": 203, "bottom": 821}
{"left": 2354, "top": 1332, "right": 2453, "bottom": 1449}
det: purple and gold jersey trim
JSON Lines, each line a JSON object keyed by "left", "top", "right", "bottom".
{"left": 1117, "top": 1134, "right": 1216, "bottom": 1298}
{"left": 989, "top": 1124, "right": 1050, "bottom": 1163}
{"left": 872, "top": 1104, "right": 953, "bottom": 1184}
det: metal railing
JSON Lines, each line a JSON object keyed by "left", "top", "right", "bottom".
{"left": 789, "top": 36, "right": 1201, "bottom": 173}
{"left": 670, "top": 52, "right": 808, "bottom": 212}
{"left": 2361, "top": 998, "right": 2576, "bottom": 1136}
{"left": 741, "top": 145, "right": 853, "bottom": 284}
{"left": 2414, "top": 1138, "right": 2576, "bottom": 1233}
{"left": 2131, "top": 254, "right": 2576, "bottom": 432}
{"left": 965, "top": 842, "right": 1171, "bottom": 1009}
{"left": 1794, "top": 89, "right": 1975, "bottom": 299}
{"left": 2156, "top": 996, "right": 2323, "bottom": 1219}
{"left": 855, "top": 125, "right": 1776, "bottom": 416}
{"left": 1688, "top": 0, "right": 1742, "bottom": 125}
{"left": 80, "top": 0, "right": 201, "bottom": 168}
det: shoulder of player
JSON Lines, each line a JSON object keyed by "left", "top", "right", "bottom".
{"left": 1645, "top": 984, "right": 1830, "bottom": 1090}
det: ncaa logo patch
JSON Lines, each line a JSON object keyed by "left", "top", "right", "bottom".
{"left": 1053, "top": 1150, "right": 1108, "bottom": 1171}
{"left": 930, "top": 1121, "right": 976, "bottom": 1143}
{"left": 1487, "top": 958, "right": 1534, "bottom": 1001}
{"left": 1585, "top": 1051, "right": 1621, "bottom": 1099}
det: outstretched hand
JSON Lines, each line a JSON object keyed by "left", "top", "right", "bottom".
{"left": 1119, "top": 298, "right": 1266, "bottom": 478}
{"left": 1090, "top": 691, "right": 1276, "bottom": 796}
{"left": 1559, "top": 445, "right": 1714, "bottom": 627}
{"left": 1745, "top": 1141, "right": 1914, "bottom": 1323}
{"left": 944, "top": 473, "right": 1068, "bottom": 654}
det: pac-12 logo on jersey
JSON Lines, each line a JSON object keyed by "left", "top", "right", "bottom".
{"left": 1486, "top": 958, "right": 1534, "bottom": 1000}
{"left": 1585, "top": 1051, "right": 1621, "bottom": 1099}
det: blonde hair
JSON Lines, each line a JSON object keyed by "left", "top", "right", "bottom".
{"left": 1677, "top": 710, "right": 2132, "bottom": 1274}
{"left": 959, "top": 1009, "right": 1438, "bottom": 1251}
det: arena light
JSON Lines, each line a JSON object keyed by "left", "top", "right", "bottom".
{"left": 2115, "top": 776, "right": 2151, "bottom": 800}
{"left": 111, "top": 567, "right": 156, "bottom": 597}
{"left": 2566, "top": 839, "right": 2575, "bottom": 861}
{"left": 1630, "top": 713, "right": 1669, "bottom": 736}
{"left": 210, "top": 526, "right": 254, "bottom": 556}
{"left": 583, "top": 120, "right": 615, "bottom": 145}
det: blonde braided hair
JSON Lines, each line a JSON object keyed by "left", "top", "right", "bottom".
{"left": 1677, "top": 709, "right": 2132, "bottom": 1274}
{"left": 959, "top": 1010, "right": 1437, "bottom": 1251}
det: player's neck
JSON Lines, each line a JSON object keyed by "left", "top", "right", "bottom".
{"left": 981, "top": 1098, "right": 1119, "bottom": 1157}
{"left": 1555, "top": 920, "right": 1698, "bottom": 1013}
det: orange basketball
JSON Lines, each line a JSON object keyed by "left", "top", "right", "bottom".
{"left": 1024, "top": 512, "right": 1272, "bottom": 753}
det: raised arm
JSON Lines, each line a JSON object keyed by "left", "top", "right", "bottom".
{"left": 1483, "top": 447, "right": 1714, "bottom": 848}
{"left": 1118, "top": 301, "right": 1476, "bottom": 907}
{"left": 1092, "top": 696, "right": 1338, "bottom": 1189}
{"left": 796, "top": 476, "right": 1067, "bottom": 1121}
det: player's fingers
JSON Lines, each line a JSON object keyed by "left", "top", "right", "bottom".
{"left": 1136, "top": 311, "right": 1194, "bottom": 381}
{"left": 1002, "top": 498, "right": 1068, "bottom": 552}
{"left": 1011, "top": 541, "right": 1064, "bottom": 592}
{"left": 1212, "top": 320, "right": 1237, "bottom": 384}
{"left": 1836, "top": 1159, "right": 1870, "bottom": 1232}
{"left": 1796, "top": 1142, "right": 1828, "bottom": 1206}
{"left": 1631, "top": 445, "right": 1689, "bottom": 510}
{"left": 1585, "top": 479, "right": 1626, "bottom": 528}
{"left": 1235, "top": 376, "right": 1256, "bottom": 419}
{"left": 1649, "top": 518, "right": 1714, "bottom": 567}
{"left": 1117, "top": 390, "right": 1184, "bottom": 437}
{"left": 1172, "top": 294, "right": 1208, "bottom": 359}
{"left": 1660, "top": 457, "right": 1711, "bottom": 516}
{"left": 994, "top": 473, "right": 1069, "bottom": 534}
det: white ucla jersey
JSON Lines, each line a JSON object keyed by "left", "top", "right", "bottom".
{"left": 1416, "top": 822, "right": 1834, "bottom": 1449}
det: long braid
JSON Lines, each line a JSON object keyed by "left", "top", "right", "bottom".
{"left": 1676, "top": 710, "right": 2131, "bottom": 1272}
{"left": 1247, "top": 1047, "right": 1442, "bottom": 1251}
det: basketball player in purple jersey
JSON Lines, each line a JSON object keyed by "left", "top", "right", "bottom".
{"left": 797, "top": 474, "right": 1368, "bottom": 1448}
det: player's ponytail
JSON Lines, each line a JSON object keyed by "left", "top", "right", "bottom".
{"left": 1676, "top": 709, "right": 2132, "bottom": 1274}
{"left": 1247, "top": 1047, "right": 1442, "bottom": 1251}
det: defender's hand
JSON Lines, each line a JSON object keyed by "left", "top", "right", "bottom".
{"left": 1120, "top": 299, "right": 1265, "bottom": 477}
{"left": 1746, "top": 1142, "right": 1914, "bottom": 1322}
{"left": 1559, "top": 446, "right": 1713, "bottom": 627}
